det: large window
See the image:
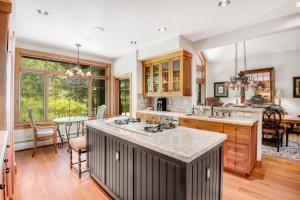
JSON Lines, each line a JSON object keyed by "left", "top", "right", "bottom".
{"left": 17, "top": 52, "right": 109, "bottom": 123}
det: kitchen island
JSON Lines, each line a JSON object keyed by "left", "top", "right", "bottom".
{"left": 86, "top": 118, "right": 227, "bottom": 200}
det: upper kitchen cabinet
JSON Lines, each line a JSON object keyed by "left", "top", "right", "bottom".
{"left": 142, "top": 50, "right": 192, "bottom": 97}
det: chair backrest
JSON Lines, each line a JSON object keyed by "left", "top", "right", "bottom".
{"left": 96, "top": 105, "right": 107, "bottom": 119}
{"left": 224, "top": 103, "right": 235, "bottom": 107}
{"left": 205, "top": 97, "right": 223, "bottom": 106}
{"left": 263, "top": 106, "right": 281, "bottom": 129}
{"left": 28, "top": 108, "right": 37, "bottom": 136}
{"left": 243, "top": 104, "right": 255, "bottom": 108}
{"left": 269, "top": 104, "right": 284, "bottom": 116}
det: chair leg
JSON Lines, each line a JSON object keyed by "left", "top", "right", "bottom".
{"left": 78, "top": 149, "right": 82, "bottom": 178}
{"left": 32, "top": 140, "right": 37, "bottom": 157}
{"left": 53, "top": 132, "right": 57, "bottom": 154}
{"left": 276, "top": 131, "right": 280, "bottom": 152}
{"left": 70, "top": 149, "right": 73, "bottom": 169}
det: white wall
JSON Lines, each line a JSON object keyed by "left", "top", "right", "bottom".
{"left": 112, "top": 51, "right": 139, "bottom": 117}
{"left": 206, "top": 50, "right": 300, "bottom": 114}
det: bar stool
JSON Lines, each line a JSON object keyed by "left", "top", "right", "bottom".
{"left": 69, "top": 136, "right": 88, "bottom": 178}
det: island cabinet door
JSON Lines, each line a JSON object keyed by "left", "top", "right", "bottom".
{"left": 87, "top": 128, "right": 106, "bottom": 183}
{"left": 133, "top": 149, "right": 181, "bottom": 200}
{"left": 106, "top": 136, "right": 134, "bottom": 200}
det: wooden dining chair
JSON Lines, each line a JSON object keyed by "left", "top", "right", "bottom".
{"left": 262, "top": 106, "right": 284, "bottom": 152}
{"left": 28, "top": 108, "right": 58, "bottom": 157}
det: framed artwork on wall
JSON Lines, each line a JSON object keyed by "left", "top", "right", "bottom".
{"left": 293, "top": 77, "right": 300, "bottom": 98}
{"left": 214, "top": 82, "right": 228, "bottom": 97}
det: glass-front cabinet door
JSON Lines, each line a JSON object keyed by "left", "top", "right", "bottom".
{"left": 152, "top": 63, "right": 160, "bottom": 93}
{"left": 144, "top": 65, "right": 151, "bottom": 94}
{"left": 171, "top": 57, "right": 181, "bottom": 93}
{"left": 161, "top": 61, "right": 170, "bottom": 93}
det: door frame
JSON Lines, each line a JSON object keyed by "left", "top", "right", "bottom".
{"left": 112, "top": 73, "right": 132, "bottom": 116}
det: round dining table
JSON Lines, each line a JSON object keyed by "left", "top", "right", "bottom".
{"left": 52, "top": 116, "right": 89, "bottom": 147}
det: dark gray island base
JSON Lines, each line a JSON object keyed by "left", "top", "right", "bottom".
{"left": 86, "top": 126, "right": 224, "bottom": 200}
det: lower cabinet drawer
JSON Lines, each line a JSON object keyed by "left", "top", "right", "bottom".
{"left": 179, "top": 118, "right": 198, "bottom": 128}
{"left": 198, "top": 120, "right": 224, "bottom": 133}
{"left": 224, "top": 142, "right": 250, "bottom": 173}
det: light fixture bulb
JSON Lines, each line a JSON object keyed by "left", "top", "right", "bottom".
{"left": 218, "top": 0, "right": 231, "bottom": 7}
{"left": 158, "top": 27, "right": 167, "bottom": 32}
{"left": 130, "top": 41, "right": 137, "bottom": 45}
{"left": 37, "top": 9, "right": 49, "bottom": 15}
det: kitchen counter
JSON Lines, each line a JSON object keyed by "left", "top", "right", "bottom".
{"left": 137, "top": 109, "right": 259, "bottom": 126}
{"left": 86, "top": 118, "right": 226, "bottom": 163}
{"left": 86, "top": 118, "right": 226, "bottom": 200}
{"left": 0, "top": 131, "right": 9, "bottom": 170}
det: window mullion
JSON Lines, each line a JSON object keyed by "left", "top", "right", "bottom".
{"left": 44, "top": 61, "right": 48, "bottom": 121}
{"left": 88, "top": 78, "right": 92, "bottom": 116}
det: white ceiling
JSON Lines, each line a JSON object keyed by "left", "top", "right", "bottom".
{"left": 16, "top": 0, "right": 300, "bottom": 58}
{"left": 204, "top": 28, "right": 300, "bottom": 62}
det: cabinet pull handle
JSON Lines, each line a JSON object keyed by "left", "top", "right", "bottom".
{"left": 115, "top": 151, "right": 120, "bottom": 161}
{"left": 206, "top": 167, "right": 211, "bottom": 180}
{"left": 0, "top": 184, "right": 5, "bottom": 189}
{"left": 3, "top": 158, "right": 8, "bottom": 163}
{"left": 4, "top": 167, "right": 10, "bottom": 174}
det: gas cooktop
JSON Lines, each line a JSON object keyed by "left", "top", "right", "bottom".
{"left": 105, "top": 117, "right": 176, "bottom": 136}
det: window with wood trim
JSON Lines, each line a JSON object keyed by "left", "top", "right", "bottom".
{"left": 15, "top": 49, "right": 110, "bottom": 125}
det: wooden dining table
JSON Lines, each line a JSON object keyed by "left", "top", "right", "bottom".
{"left": 281, "top": 114, "right": 300, "bottom": 146}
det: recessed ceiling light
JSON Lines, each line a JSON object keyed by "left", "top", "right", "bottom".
{"left": 94, "top": 26, "right": 105, "bottom": 32}
{"left": 296, "top": 1, "right": 300, "bottom": 7}
{"left": 158, "top": 27, "right": 167, "bottom": 32}
{"left": 218, "top": 0, "right": 231, "bottom": 7}
{"left": 37, "top": 9, "right": 49, "bottom": 15}
{"left": 130, "top": 41, "right": 137, "bottom": 45}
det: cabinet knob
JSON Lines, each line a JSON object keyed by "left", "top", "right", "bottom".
{"left": 6, "top": 144, "right": 10, "bottom": 148}
{"left": 0, "top": 184, "right": 5, "bottom": 189}
{"left": 3, "top": 158, "right": 8, "bottom": 163}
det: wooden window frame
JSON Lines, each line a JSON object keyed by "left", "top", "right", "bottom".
{"left": 14, "top": 48, "right": 111, "bottom": 129}
{"left": 112, "top": 73, "right": 132, "bottom": 116}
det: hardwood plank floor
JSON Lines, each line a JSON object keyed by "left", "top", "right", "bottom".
{"left": 15, "top": 146, "right": 300, "bottom": 200}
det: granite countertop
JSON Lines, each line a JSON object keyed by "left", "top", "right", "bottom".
{"left": 0, "top": 131, "right": 9, "bottom": 170}
{"left": 137, "top": 110, "right": 259, "bottom": 126}
{"left": 86, "top": 119, "right": 227, "bottom": 163}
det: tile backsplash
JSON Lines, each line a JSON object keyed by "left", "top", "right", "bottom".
{"left": 137, "top": 94, "right": 193, "bottom": 113}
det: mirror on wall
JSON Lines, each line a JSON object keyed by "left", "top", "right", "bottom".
{"left": 241, "top": 67, "right": 275, "bottom": 104}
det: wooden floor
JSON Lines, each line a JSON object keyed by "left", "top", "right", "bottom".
{"left": 15, "top": 146, "right": 300, "bottom": 200}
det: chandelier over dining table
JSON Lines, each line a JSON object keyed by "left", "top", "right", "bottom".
{"left": 225, "top": 41, "right": 257, "bottom": 90}
{"left": 66, "top": 44, "right": 91, "bottom": 78}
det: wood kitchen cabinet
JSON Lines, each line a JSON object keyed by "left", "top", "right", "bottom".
{"left": 179, "top": 117, "right": 257, "bottom": 176}
{"left": 142, "top": 50, "right": 192, "bottom": 97}
{"left": 223, "top": 123, "right": 257, "bottom": 175}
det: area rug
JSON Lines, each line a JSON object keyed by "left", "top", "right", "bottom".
{"left": 262, "top": 137, "right": 300, "bottom": 161}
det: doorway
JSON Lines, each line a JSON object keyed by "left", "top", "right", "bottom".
{"left": 113, "top": 73, "right": 131, "bottom": 116}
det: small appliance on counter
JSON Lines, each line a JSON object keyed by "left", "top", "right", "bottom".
{"left": 157, "top": 97, "right": 167, "bottom": 111}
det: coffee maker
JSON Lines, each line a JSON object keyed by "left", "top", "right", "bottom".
{"left": 157, "top": 97, "right": 167, "bottom": 111}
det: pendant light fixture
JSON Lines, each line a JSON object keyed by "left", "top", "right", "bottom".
{"left": 66, "top": 44, "right": 91, "bottom": 78}
{"left": 225, "top": 41, "right": 255, "bottom": 90}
